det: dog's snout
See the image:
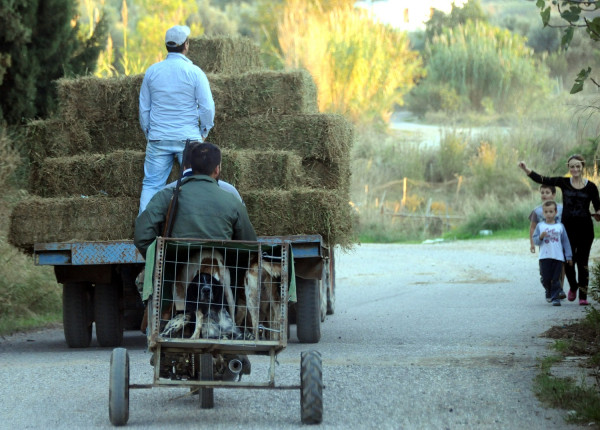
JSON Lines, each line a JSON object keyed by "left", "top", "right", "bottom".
{"left": 201, "top": 285, "right": 212, "bottom": 297}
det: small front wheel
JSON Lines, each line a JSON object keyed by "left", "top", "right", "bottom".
{"left": 300, "top": 350, "right": 323, "bottom": 424}
{"left": 109, "top": 348, "right": 130, "bottom": 426}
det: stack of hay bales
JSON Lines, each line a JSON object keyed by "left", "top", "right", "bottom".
{"left": 9, "top": 36, "right": 355, "bottom": 253}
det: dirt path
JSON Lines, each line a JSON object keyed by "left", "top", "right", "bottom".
{"left": 0, "top": 238, "right": 593, "bottom": 429}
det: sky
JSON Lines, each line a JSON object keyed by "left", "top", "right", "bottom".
{"left": 355, "top": 0, "right": 468, "bottom": 31}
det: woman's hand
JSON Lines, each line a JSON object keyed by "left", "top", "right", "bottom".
{"left": 593, "top": 212, "right": 600, "bottom": 222}
{"left": 517, "top": 161, "right": 531, "bottom": 175}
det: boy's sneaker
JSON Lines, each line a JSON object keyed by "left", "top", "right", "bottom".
{"left": 567, "top": 290, "right": 576, "bottom": 301}
{"left": 552, "top": 299, "right": 561, "bottom": 306}
{"left": 579, "top": 299, "right": 589, "bottom": 306}
{"left": 558, "top": 290, "right": 567, "bottom": 300}
{"left": 545, "top": 298, "right": 552, "bottom": 303}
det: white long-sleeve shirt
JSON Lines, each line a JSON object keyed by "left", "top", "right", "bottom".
{"left": 139, "top": 53, "right": 215, "bottom": 141}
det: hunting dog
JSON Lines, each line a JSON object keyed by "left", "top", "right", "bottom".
{"left": 236, "top": 256, "right": 282, "bottom": 340}
{"left": 161, "top": 249, "right": 239, "bottom": 339}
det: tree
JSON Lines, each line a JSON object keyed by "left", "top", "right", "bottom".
{"left": 0, "top": 0, "right": 108, "bottom": 124}
{"left": 534, "top": 0, "right": 600, "bottom": 93}
{"left": 277, "top": 0, "right": 423, "bottom": 125}
{"left": 410, "top": 20, "right": 552, "bottom": 115}
{"left": 425, "top": 0, "right": 488, "bottom": 42}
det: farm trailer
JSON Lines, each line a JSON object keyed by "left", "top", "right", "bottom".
{"left": 33, "top": 234, "right": 335, "bottom": 348}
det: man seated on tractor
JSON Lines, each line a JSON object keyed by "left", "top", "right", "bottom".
{"left": 134, "top": 141, "right": 256, "bottom": 257}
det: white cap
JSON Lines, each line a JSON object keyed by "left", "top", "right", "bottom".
{"left": 165, "top": 25, "right": 190, "bottom": 47}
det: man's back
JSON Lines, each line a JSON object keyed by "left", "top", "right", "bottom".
{"left": 134, "top": 174, "right": 256, "bottom": 256}
{"left": 139, "top": 53, "right": 214, "bottom": 141}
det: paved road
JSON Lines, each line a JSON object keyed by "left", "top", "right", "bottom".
{"left": 0, "top": 239, "right": 590, "bottom": 429}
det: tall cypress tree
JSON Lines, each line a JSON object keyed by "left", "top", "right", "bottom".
{"left": 0, "top": 0, "right": 38, "bottom": 124}
{"left": 0, "top": 0, "right": 108, "bottom": 125}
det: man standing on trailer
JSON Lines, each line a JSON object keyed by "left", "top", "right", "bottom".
{"left": 138, "top": 24, "right": 215, "bottom": 214}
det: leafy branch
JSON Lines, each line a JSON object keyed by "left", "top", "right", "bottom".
{"left": 535, "top": 0, "right": 600, "bottom": 92}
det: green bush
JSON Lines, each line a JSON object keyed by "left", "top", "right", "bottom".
{"left": 412, "top": 20, "right": 553, "bottom": 114}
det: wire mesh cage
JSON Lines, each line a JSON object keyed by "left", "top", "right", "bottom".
{"left": 148, "top": 238, "right": 289, "bottom": 352}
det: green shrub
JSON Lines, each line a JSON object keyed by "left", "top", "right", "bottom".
{"left": 413, "top": 20, "right": 553, "bottom": 114}
{"left": 0, "top": 127, "right": 21, "bottom": 189}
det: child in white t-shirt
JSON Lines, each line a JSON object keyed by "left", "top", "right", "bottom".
{"left": 532, "top": 200, "right": 572, "bottom": 306}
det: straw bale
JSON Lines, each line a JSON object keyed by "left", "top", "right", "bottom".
{"left": 8, "top": 196, "right": 138, "bottom": 253}
{"left": 56, "top": 74, "right": 143, "bottom": 124}
{"left": 26, "top": 118, "right": 92, "bottom": 164}
{"left": 31, "top": 150, "right": 145, "bottom": 198}
{"left": 30, "top": 149, "right": 304, "bottom": 198}
{"left": 209, "top": 70, "right": 318, "bottom": 122}
{"left": 220, "top": 149, "right": 302, "bottom": 192}
{"left": 244, "top": 189, "right": 354, "bottom": 248}
{"left": 188, "top": 36, "right": 263, "bottom": 74}
{"left": 56, "top": 70, "right": 316, "bottom": 126}
{"left": 87, "top": 119, "right": 146, "bottom": 153}
{"left": 300, "top": 155, "right": 351, "bottom": 191}
{"left": 38, "top": 112, "right": 352, "bottom": 163}
{"left": 9, "top": 189, "right": 354, "bottom": 252}
{"left": 209, "top": 113, "right": 353, "bottom": 160}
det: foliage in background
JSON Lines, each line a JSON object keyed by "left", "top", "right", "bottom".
{"left": 534, "top": 0, "right": 600, "bottom": 93}
{"left": 408, "top": 20, "right": 553, "bottom": 117}
{"left": 0, "top": 127, "right": 20, "bottom": 189}
{"left": 0, "top": 0, "right": 108, "bottom": 124}
{"left": 424, "top": 0, "right": 488, "bottom": 42}
{"left": 277, "top": 0, "right": 423, "bottom": 125}
{"left": 0, "top": 234, "right": 62, "bottom": 335}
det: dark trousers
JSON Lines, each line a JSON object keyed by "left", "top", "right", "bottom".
{"left": 563, "top": 220, "right": 593, "bottom": 301}
{"left": 540, "top": 259, "right": 564, "bottom": 301}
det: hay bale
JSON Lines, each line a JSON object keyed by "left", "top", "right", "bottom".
{"left": 8, "top": 196, "right": 138, "bottom": 253}
{"left": 244, "top": 189, "right": 355, "bottom": 248}
{"left": 210, "top": 114, "right": 353, "bottom": 160}
{"left": 188, "top": 36, "right": 263, "bottom": 74}
{"left": 220, "top": 149, "right": 302, "bottom": 192}
{"left": 31, "top": 151, "right": 145, "bottom": 198}
{"left": 87, "top": 119, "right": 147, "bottom": 153}
{"left": 30, "top": 149, "right": 304, "bottom": 197}
{"left": 56, "top": 75, "right": 144, "bottom": 124}
{"left": 56, "top": 70, "right": 317, "bottom": 125}
{"left": 34, "top": 113, "right": 352, "bottom": 164}
{"left": 9, "top": 189, "right": 354, "bottom": 252}
{"left": 300, "top": 155, "right": 351, "bottom": 192}
{"left": 210, "top": 70, "right": 318, "bottom": 122}
{"left": 27, "top": 119, "right": 92, "bottom": 164}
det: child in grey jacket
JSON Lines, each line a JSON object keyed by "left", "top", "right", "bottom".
{"left": 532, "top": 200, "right": 573, "bottom": 306}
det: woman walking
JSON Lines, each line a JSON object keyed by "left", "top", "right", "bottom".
{"left": 518, "top": 155, "right": 600, "bottom": 305}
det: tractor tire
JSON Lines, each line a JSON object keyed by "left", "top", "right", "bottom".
{"left": 63, "top": 283, "right": 93, "bottom": 348}
{"left": 296, "top": 278, "right": 321, "bottom": 344}
{"left": 326, "top": 251, "right": 336, "bottom": 315}
{"left": 94, "top": 282, "right": 123, "bottom": 347}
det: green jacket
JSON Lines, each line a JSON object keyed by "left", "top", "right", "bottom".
{"left": 134, "top": 175, "right": 257, "bottom": 257}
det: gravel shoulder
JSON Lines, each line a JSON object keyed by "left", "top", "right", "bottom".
{"left": 0, "top": 238, "right": 594, "bottom": 429}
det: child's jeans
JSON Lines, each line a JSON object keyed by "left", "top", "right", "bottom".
{"left": 539, "top": 258, "right": 563, "bottom": 301}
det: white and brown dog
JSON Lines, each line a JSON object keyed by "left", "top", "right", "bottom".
{"left": 237, "top": 256, "right": 282, "bottom": 340}
{"left": 161, "top": 249, "right": 238, "bottom": 340}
